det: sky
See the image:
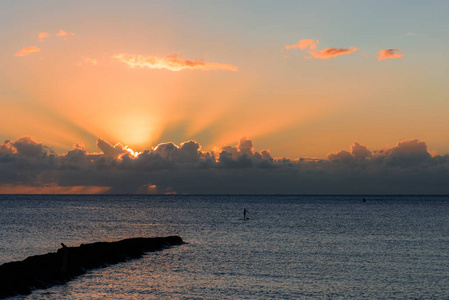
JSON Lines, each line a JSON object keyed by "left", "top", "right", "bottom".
{"left": 1, "top": 1, "right": 449, "bottom": 194}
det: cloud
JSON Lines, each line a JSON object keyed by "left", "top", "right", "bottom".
{"left": 385, "top": 139, "right": 429, "bottom": 157}
{"left": 0, "top": 136, "right": 46, "bottom": 157}
{"left": 286, "top": 39, "right": 358, "bottom": 60}
{"left": 308, "top": 47, "right": 359, "bottom": 60}
{"left": 38, "top": 32, "right": 49, "bottom": 41}
{"left": 328, "top": 140, "right": 431, "bottom": 165}
{"left": 0, "top": 140, "right": 16, "bottom": 154}
{"left": 0, "top": 184, "right": 110, "bottom": 194}
{"left": 285, "top": 39, "right": 319, "bottom": 50}
{"left": 2, "top": 136, "right": 449, "bottom": 194}
{"left": 328, "top": 149, "right": 352, "bottom": 161}
{"left": 56, "top": 29, "right": 75, "bottom": 37}
{"left": 136, "top": 184, "right": 159, "bottom": 194}
{"left": 381, "top": 139, "right": 431, "bottom": 167}
{"left": 113, "top": 53, "right": 238, "bottom": 72}
{"left": 377, "top": 49, "right": 404, "bottom": 61}
{"left": 16, "top": 30, "right": 75, "bottom": 57}
{"left": 327, "top": 141, "right": 372, "bottom": 162}
{"left": 350, "top": 142, "right": 371, "bottom": 159}
{"left": 237, "top": 137, "right": 254, "bottom": 156}
{"left": 96, "top": 138, "right": 134, "bottom": 159}
{"left": 14, "top": 46, "right": 41, "bottom": 57}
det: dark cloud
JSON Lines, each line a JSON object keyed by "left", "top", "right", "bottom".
{"left": 328, "top": 142, "right": 372, "bottom": 162}
{"left": 351, "top": 142, "right": 371, "bottom": 159}
{"left": 96, "top": 138, "right": 127, "bottom": 159}
{"left": 383, "top": 139, "right": 431, "bottom": 167}
{"left": 328, "top": 150, "right": 352, "bottom": 161}
{"left": 0, "top": 137, "right": 56, "bottom": 186}
{"left": 1, "top": 136, "right": 449, "bottom": 194}
{"left": 1, "top": 136, "right": 47, "bottom": 158}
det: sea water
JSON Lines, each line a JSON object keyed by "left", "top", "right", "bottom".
{"left": 1, "top": 195, "right": 449, "bottom": 299}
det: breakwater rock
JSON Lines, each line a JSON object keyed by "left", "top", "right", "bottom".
{"left": 0, "top": 236, "right": 184, "bottom": 299}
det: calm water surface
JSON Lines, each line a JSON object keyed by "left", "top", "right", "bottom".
{"left": 1, "top": 195, "right": 449, "bottom": 299}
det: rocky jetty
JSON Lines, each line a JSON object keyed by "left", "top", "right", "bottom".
{"left": 0, "top": 236, "right": 184, "bottom": 299}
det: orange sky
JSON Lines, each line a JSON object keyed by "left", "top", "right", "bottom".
{"left": 1, "top": 1, "right": 449, "bottom": 159}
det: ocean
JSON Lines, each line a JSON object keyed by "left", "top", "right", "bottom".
{"left": 1, "top": 195, "right": 449, "bottom": 299}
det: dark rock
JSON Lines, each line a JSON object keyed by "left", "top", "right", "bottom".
{"left": 0, "top": 236, "right": 184, "bottom": 299}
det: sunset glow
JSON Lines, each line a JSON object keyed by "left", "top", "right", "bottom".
{"left": 1, "top": 1, "right": 449, "bottom": 194}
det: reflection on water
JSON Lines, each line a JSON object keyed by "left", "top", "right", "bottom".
{"left": 2, "top": 195, "right": 449, "bottom": 299}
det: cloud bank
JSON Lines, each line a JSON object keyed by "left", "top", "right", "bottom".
{"left": 1, "top": 136, "right": 449, "bottom": 195}
{"left": 114, "top": 53, "right": 238, "bottom": 72}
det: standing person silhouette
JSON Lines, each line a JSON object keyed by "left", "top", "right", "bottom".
{"left": 61, "top": 243, "right": 68, "bottom": 273}
{"left": 243, "top": 209, "right": 248, "bottom": 220}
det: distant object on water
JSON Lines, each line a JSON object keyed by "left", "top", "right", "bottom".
{"left": 243, "top": 208, "right": 249, "bottom": 220}
{"left": 362, "top": 198, "right": 366, "bottom": 203}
